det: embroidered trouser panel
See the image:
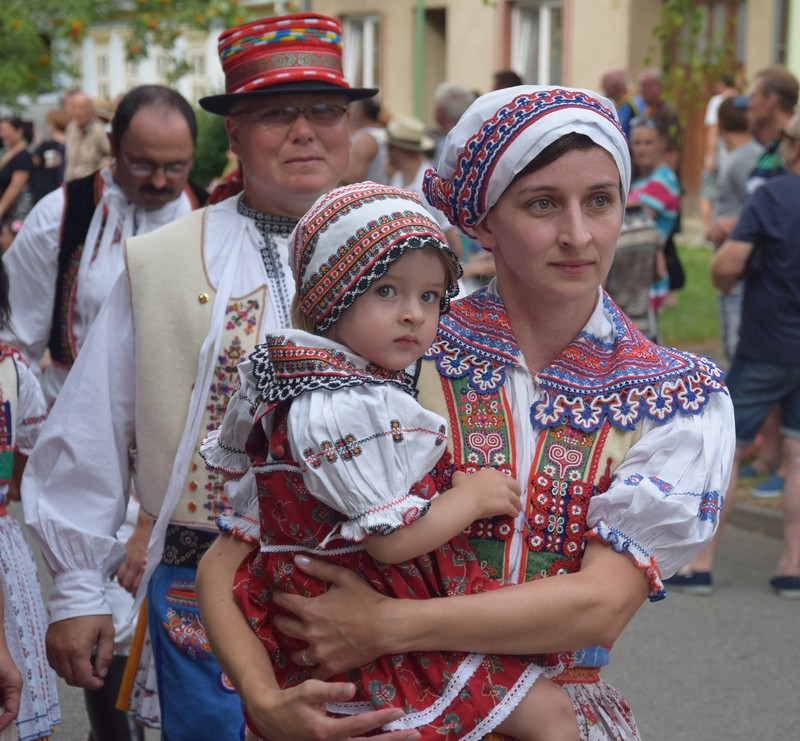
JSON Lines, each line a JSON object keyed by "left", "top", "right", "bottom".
{"left": 147, "top": 563, "right": 243, "bottom": 740}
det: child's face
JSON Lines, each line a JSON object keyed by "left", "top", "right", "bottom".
{"left": 331, "top": 248, "right": 447, "bottom": 371}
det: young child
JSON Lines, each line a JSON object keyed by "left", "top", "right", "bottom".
{"left": 0, "top": 258, "right": 62, "bottom": 740}
{"left": 199, "top": 183, "right": 578, "bottom": 740}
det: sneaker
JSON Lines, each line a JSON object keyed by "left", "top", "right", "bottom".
{"left": 739, "top": 463, "right": 769, "bottom": 478}
{"left": 663, "top": 571, "right": 713, "bottom": 596}
{"left": 769, "top": 575, "right": 800, "bottom": 599}
{"left": 752, "top": 474, "right": 784, "bottom": 498}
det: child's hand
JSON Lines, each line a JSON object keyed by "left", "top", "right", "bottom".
{"left": 451, "top": 469, "right": 521, "bottom": 520}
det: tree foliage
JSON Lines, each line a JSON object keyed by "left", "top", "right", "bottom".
{"left": 647, "top": 0, "right": 740, "bottom": 121}
{"left": 0, "top": 0, "right": 299, "bottom": 108}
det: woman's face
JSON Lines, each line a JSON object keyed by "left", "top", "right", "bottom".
{"left": 474, "top": 146, "right": 622, "bottom": 309}
{"left": 630, "top": 124, "right": 665, "bottom": 173}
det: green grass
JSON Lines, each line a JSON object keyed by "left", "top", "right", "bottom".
{"left": 658, "top": 243, "right": 722, "bottom": 361}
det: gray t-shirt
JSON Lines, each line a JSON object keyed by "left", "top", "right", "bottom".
{"left": 713, "top": 138, "right": 765, "bottom": 219}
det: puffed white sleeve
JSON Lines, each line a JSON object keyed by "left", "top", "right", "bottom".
{"left": 585, "top": 390, "right": 735, "bottom": 601}
{"left": 287, "top": 384, "right": 447, "bottom": 542}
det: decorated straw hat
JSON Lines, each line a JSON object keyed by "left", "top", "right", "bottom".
{"left": 199, "top": 13, "right": 378, "bottom": 115}
{"left": 385, "top": 114, "right": 436, "bottom": 153}
{"left": 290, "top": 182, "right": 461, "bottom": 333}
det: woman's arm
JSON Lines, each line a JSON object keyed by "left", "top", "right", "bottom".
{"left": 0, "top": 169, "right": 30, "bottom": 219}
{"left": 196, "top": 534, "right": 417, "bottom": 740}
{"left": 273, "top": 540, "right": 649, "bottom": 678}
{"left": 364, "top": 469, "right": 520, "bottom": 564}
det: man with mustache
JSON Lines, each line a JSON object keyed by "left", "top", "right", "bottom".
{"left": 2, "top": 84, "right": 206, "bottom": 741}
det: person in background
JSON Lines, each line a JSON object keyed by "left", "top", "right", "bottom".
{"left": 430, "top": 82, "right": 477, "bottom": 166}
{"left": 638, "top": 68, "right": 682, "bottom": 174}
{"left": 22, "top": 13, "right": 374, "bottom": 740}
{"left": 64, "top": 91, "right": 112, "bottom": 181}
{"left": 709, "top": 95, "right": 764, "bottom": 364}
{"left": 600, "top": 66, "right": 644, "bottom": 142}
{"left": 707, "top": 107, "right": 800, "bottom": 601}
{"left": 0, "top": 257, "right": 61, "bottom": 740}
{"left": 627, "top": 116, "right": 681, "bottom": 323}
{"left": 493, "top": 69, "right": 524, "bottom": 89}
{"left": 341, "top": 97, "right": 389, "bottom": 185}
{"left": 385, "top": 114, "right": 463, "bottom": 261}
{"left": 5, "top": 84, "right": 207, "bottom": 741}
{"left": 30, "top": 109, "right": 69, "bottom": 204}
{"left": 0, "top": 117, "right": 34, "bottom": 226}
{"left": 698, "top": 74, "right": 737, "bottom": 238}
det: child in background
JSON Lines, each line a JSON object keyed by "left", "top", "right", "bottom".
{"left": 198, "top": 183, "right": 578, "bottom": 741}
{"left": 0, "top": 258, "right": 61, "bottom": 740}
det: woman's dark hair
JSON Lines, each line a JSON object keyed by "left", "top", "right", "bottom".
{"left": 111, "top": 85, "right": 198, "bottom": 146}
{"left": 514, "top": 132, "right": 598, "bottom": 180}
{"left": 0, "top": 257, "right": 10, "bottom": 331}
{"left": 1, "top": 116, "right": 33, "bottom": 143}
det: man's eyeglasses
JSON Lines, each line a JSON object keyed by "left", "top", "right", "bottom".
{"left": 119, "top": 151, "right": 193, "bottom": 178}
{"left": 231, "top": 103, "right": 348, "bottom": 129}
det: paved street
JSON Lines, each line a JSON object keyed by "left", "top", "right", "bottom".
{"left": 604, "top": 523, "right": 798, "bottom": 741}
{"left": 10, "top": 501, "right": 798, "bottom": 740}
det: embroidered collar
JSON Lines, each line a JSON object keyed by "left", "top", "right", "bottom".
{"left": 236, "top": 195, "right": 298, "bottom": 238}
{"left": 250, "top": 329, "right": 417, "bottom": 404}
{"left": 426, "top": 287, "right": 727, "bottom": 431}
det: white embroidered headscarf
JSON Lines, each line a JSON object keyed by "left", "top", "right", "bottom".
{"left": 423, "top": 86, "right": 631, "bottom": 241}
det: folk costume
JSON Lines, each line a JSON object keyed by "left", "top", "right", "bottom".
{"left": 2, "top": 167, "right": 205, "bottom": 405}
{"left": 419, "top": 86, "right": 735, "bottom": 739}
{"left": 201, "top": 184, "right": 552, "bottom": 740}
{"left": 23, "top": 14, "right": 378, "bottom": 740}
{"left": 4, "top": 159, "right": 206, "bottom": 736}
{"left": 0, "top": 346, "right": 61, "bottom": 741}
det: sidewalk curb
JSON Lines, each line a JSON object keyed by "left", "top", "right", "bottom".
{"left": 730, "top": 502, "right": 782, "bottom": 539}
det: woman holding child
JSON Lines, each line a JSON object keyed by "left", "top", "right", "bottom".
{"left": 197, "top": 86, "right": 735, "bottom": 739}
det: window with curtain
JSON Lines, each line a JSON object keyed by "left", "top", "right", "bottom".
{"left": 341, "top": 14, "right": 380, "bottom": 89}
{"left": 510, "top": 0, "right": 563, "bottom": 86}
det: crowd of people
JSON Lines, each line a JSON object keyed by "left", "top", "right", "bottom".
{"left": 2, "top": 7, "right": 797, "bottom": 741}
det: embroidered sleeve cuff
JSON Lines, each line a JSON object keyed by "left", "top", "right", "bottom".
{"left": 217, "top": 492, "right": 260, "bottom": 544}
{"left": 340, "top": 493, "right": 433, "bottom": 542}
{"left": 586, "top": 521, "right": 665, "bottom": 602}
{"left": 49, "top": 570, "right": 112, "bottom": 623}
{"left": 199, "top": 427, "right": 251, "bottom": 475}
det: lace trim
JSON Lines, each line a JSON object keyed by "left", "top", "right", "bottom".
{"left": 249, "top": 337, "right": 416, "bottom": 404}
{"left": 586, "top": 521, "right": 665, "bottom": 602}
{"left": 198, "top": 428, "right": 250, "bottom": 475}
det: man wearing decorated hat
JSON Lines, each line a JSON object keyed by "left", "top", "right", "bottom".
{"left": 23, "top": 13, "right": 375, "bottom": 739}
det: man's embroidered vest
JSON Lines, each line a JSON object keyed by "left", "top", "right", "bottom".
{"left": 47, "top": 173, "right": 103, "bottom": 368}
{"left": 47, "top": 174, "right": 207, "bottom": 369}
{"left": 126, "top": 209, "right": 266, "bottom": 529}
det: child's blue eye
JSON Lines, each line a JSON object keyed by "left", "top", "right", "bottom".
{"left": 375, "top": 285, "right": 395, "bottom": 298}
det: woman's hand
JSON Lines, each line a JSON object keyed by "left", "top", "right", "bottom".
{"left": 272, "top": 556, "right": 399, "bottom": 678}
{"left": 246, "top": 679, "right": 419, "bottom": 741}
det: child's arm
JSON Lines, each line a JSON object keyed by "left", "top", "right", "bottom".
{"left": 196, "top": 534, "right": 412, "bottom": 740}
{"left": 364, "top": 469, "right": 521, "bottom": 564}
